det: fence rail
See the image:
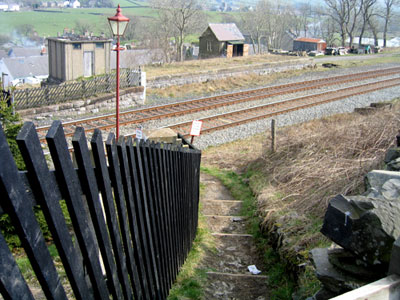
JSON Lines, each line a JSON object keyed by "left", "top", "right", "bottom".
{"left": 0, "top": 121, "right": 201, "bottom": 299}
{"left": 13, "top": 69, "right": 141, "bottom": 110}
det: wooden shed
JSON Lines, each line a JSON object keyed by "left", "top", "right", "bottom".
{"left": 293, "top": 37, "right": 326, "bottom": 52}
{"left": 199, "top": 23, "right": 248, "bottom": 59}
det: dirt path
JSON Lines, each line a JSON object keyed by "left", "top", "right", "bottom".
{"left": 200, "top": 173, "right": 269, "bottom": 299}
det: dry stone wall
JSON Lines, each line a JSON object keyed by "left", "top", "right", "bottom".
{"left": 147, "top": 59, "right": 314, "bottom": 88}
{"left": 18, "top": 86, "right": 145, "bottom": 124}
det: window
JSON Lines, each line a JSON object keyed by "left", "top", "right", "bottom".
{"left": 207, "top": 41, "right": 212, "bottom": 52}
{"left": 96, "top": 42, "right": 104, "bottom": 49}
{"left": 73, "top": 43, "right": 81, "bottom": 50}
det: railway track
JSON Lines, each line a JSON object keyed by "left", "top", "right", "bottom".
{"left": 168, "top": 77, "right": 400, "bottom": 137}
{"left": 36, "top": 67, "right": 400, "bottom": 143}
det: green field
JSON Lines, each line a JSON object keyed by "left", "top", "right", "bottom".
{"left": 0, "top": 0, "right": 227, "bottom": 39}
{"left": 0, "top": 5, "right": 155, "bottom": 37}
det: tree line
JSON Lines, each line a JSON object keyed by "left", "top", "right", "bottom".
{"left": 128, "top": 0, "right": 399, "bottom": 60}
{"left": 5, "top": 0, "right": 399, "bottom": 62}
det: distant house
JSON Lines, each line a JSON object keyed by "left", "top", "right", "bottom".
{"left": 72, "top": 0, "right": 80, "bottom": 8}
{"left": 47, "top": 35, "right": 112, "bottom": 82}
{"left": 199, "top": 23, "right": 248, "bottom": 59}
{"left": 0, "top": 3, "right": 20, "bottom": 11}
{"left": 0, "top": 56, "right": 48, "bottom": 87}
{"left": 293, "top": 37, "right": 326, "bottom": 52}
{"left": 7, "top": 47, "right": 46, "bottom": 58}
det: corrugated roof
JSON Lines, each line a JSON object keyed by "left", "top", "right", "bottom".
{"left": 2, "top": 56, "right": 48, "bottom": 78}
{"left": 208, "top": 23, "right": 244, "bottom": 42}
{"left": 295, "top": 37, "right": 325, "bottom": 43}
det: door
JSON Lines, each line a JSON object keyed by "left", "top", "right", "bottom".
{"left": 227, "top": 44, "right": 233, "bottom": 58}
{"left": 243, "top": 44, "right": 249, "bottom": 56}
{"left": 83, "top": 51, "right": 93, "bottom": 77}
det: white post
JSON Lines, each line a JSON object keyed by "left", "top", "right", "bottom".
{"left": 140, "top": 71, "right": 146, "bottom": 105}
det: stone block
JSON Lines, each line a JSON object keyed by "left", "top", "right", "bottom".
{"left": 389, "top": 237, "right": 400, "bottom": 276}
{"left": 365, "top": 170, "right": 400, "bottom": 200}
{"left": 310, "top": 248, "right": 368, "bottom": 294}
{"left": 146, "top": 128, "right": 177, "bottom": 144}
{"left": 384, "top": 148, "right": 400, "bottom": 164}
{"left": 321, "top": 194, "right": 400, "bottom": 265}
{"left": 328, "top": 247, "right": 385, "bottom": 279}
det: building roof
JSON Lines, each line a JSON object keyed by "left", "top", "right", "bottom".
{"left": 1, "top": 56, "right": 48, "bottom": 78}
{"left": 7, "top": 47, "right": 46, "bottom": 58}
{"left": 0, "top": 49, "right": 7, "bottom": 59}
{"left": 294, "top": 37, "right": 326, "bottom": 44}
{"left": 207, "top": 23, "right": 245, "bottom": 42}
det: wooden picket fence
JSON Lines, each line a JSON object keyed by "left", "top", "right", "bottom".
{"left": 13, "top": 69, "right": 141, "bottom": 110}
{"left": 0, "top": 121, "right": 201, "bottom": 299}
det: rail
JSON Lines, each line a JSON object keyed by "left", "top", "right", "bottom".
{"left": 35, "top": 67, "right": 400, "bottom": 142}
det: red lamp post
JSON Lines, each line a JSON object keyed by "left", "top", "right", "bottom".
{"left": 108, "top": 4, "right": 130, "bottom": 138}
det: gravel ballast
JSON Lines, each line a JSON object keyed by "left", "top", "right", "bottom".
{"left": 118, "top": 63, "right": 400, "bottom": 149}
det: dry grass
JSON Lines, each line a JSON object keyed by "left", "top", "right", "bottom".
{"left": 256, "top": 103, "right": 400, "bottom": 218}
{"left": 144, "top": 54, "right": 304, "bottom": 78}
{"left": 147, "top": 68, "right": 314, "bottom": 101}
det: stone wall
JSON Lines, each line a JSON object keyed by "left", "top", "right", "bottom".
{"left": 147, "top": 58, "right": 314, "bottom": 88}
{"left": 18, "top": 86, "right": 145, "bottom": 124}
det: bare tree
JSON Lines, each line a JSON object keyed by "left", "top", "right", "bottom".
{"left": 74, "top": 19, "right": 94, "bottom": 35}
{"left": 240, "top": 0, "right": 271, "bottom": 54}
{"left": 292, "top": 3, "right": 312, "bottom": 37}
{"left": 324, "top": 0, "right": 362, "bottom": 46}
{"left": 382, "top": 0, "right": 399, "bottom": 47}
{"left": 150, "top": 0, "right": 206, "bottom": 61}
{"left": 320, "top": 17, "right": 340, "bottom": 46}
{"left": 367, "top": 15, "right": 380, "bottom": 47}
{"left": 358, "top": 0, "right": 377, "bottom": 47}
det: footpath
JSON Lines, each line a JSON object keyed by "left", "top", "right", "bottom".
{"left": 200, "top": 173, "right": 269, "bottom": 299}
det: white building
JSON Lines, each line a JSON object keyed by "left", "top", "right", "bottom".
{"left": 72, "top": 0, "right": 80, "bottom": 8}
{"left": 8, "top": 3, "right": 20, "bottom": 10}
{"left": 0, "top": 3, "right": 19, "bottom": 11}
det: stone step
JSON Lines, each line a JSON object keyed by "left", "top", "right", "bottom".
{"left": 201, "top": 200, "right": 243, "bottom": 216}
{"left": 205, "top": 271, "right": 269, "bottom": 299}
{"left": 205, "top": 215, "right": 248, "bottom": 234}
{"left": 203, "top": 233, "right": 265, "bottom": 274}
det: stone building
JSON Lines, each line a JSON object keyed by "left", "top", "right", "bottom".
{"left": 199, "top": 23, "right": 248, "bottom": 59}
{"left": 47, "top": 34, "right": 112, "bottom": 83}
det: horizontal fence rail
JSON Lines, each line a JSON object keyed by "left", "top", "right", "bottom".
{"left": 0, "top": 120, "right": 201, "bottom": 299}
{"left": 13, "top": 69, "right": 141, "bottom": 110}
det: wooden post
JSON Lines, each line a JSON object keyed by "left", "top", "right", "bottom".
{"left": 271, "top": 119, "right": 276, "bottom": 152}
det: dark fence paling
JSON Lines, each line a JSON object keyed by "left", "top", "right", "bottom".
{"left": 0, "top": 121, "right": 201, "bottom": 300}
{"left": 13, "top": 69, "right": 141, "bottom": 110}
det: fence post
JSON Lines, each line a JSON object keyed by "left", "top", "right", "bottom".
{"left": 271, "top": 119, "right": 276, "bottom": 152}
{"left": 64, "top": 84, "right": 67, "bottom": 102}
{"left": 106, "top": 73, "right": 110, "bottom": 92}
{"left": 82, "top": 80, "right": 86, "bottom": 98}
{"left": 45, "top": 86, "right": 50, "bottom": 104}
